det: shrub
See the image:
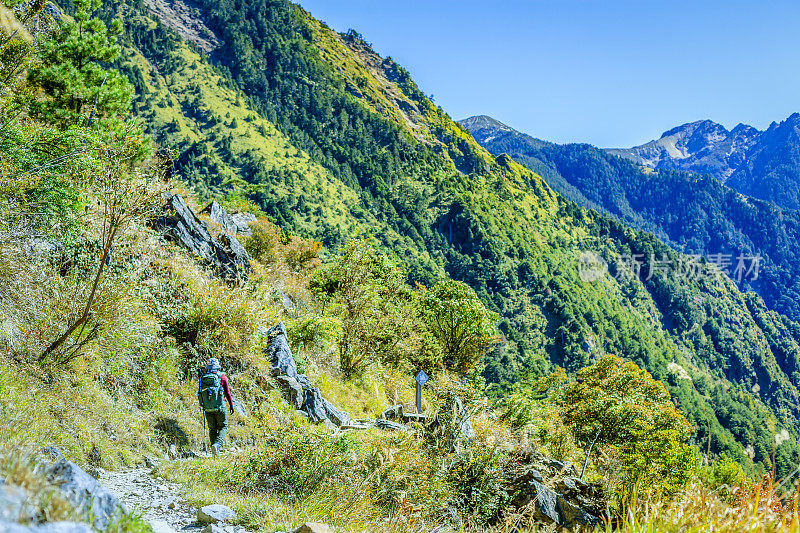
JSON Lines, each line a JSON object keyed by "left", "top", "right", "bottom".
{"left": 445, "top": 447, "right": 510, "bottom": 527}
{"left": 310, "top": 240, "right": 422, "bottom": 378}
{"left": 287, "top": 315, "right": 341, "bottom": 356}
{"left": 418, "top": 280, "right": 498, "bottom": 372}
{"left": 244, "top": 220, "right": 278, "bottom": 263}
{"left": 559, "top": 355, "right": 697, "bottom": 501}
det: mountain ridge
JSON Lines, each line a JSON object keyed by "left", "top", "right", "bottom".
{"left": 607, "top": 113, "right": 800, "bottom": 210}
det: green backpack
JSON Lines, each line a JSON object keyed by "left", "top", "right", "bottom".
{"left": 199, "top": 371, "right": 224, "bottom": 412}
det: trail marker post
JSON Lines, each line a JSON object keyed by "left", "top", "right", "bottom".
{"left": 415, "top": 369, "right": 429, "bottom": 414}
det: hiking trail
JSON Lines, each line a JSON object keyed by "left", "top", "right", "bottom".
{"left": 98, "top": 463, "right": 246, "bottom": 533}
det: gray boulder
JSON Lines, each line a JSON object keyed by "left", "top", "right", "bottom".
{"left": 197, "top": 505, "right": 236, "bottom": 524}
{"left": 40, "top": 457, "right": 126, "bottom": 530}
{"left": 262, "top": 323, "right": 299, "bottom": 381}
{"left": 300, "top": 382, "right": 329, "bottom": 423}
{"left": 201, "top": 201, "right": 237, "bottom": 234}
{"left": 201, "top": 201, "right": 257, "bottom": 237}
{"left": 217, "top": 233, "right": 250, "bottom": 280}
{"left": 154, "top": 194, "right": 250, "bottom": 283}
{"left": 322, "top": 399, "right": 351, "bottom": 427}
{"left": 511, "top": 471, "right": 598, "bottom": 528}
{"left": 0, "top": 484, "right": 31, "bottom": 523}
{"left": 275, "top": 376, "right": 304, "bottom": 410}
{"left": 381, "top": 405, "right": 403, "bottom": 421}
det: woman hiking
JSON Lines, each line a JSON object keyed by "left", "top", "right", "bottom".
{"left": 198, "top": 358, "right": 234, "bottom": 456}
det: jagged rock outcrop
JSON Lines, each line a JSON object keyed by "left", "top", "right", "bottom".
{"left": 35, "top": 449, "right": 126, "bottom": 530}
{"left": 261, "top": 323, "right": 351, "bottom": 427}
{"left": 153, "top": 194, "right": 250, "bottom": 283}
{"left": 200, "top": 201, "right": 257, "bottom": 237}
{"left": 510, "top": 473, "right": 599, "bottom": 528}
{"left": 504, "top": 449, "right": 605, "bottom": 529}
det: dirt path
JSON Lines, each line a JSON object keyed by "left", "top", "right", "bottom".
{"left": 98, "top": 466, "right": 244, "bottom": 533}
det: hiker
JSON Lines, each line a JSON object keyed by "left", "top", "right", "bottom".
{"left": 198, "top": 358, "right": 234, "bottom": 456}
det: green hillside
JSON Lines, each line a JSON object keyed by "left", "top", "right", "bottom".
{"left": 4, "top": 0, "right": 800, "bottom": 530}
{"left": 91, "top": 0, "right": 800, "bottom": 474}
{"left": 462, "top": 115, "right": 800, "bottom": 323}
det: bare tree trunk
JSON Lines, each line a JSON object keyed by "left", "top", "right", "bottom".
{"left": 38, "top": 223, "right": 118, "bottom": 362}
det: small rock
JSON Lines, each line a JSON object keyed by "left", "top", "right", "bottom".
{"left": 197, "top": 504, "right": 236, "bottom": 524}
{"left": 375, "top": 419, "right": 407, "bottom": 431}
{"left": 293, "top": 524, "right": 334, "bottom": 533}
{"left": 201, "top": 525, "right": 226, "bottom": 533}
{"left": 381, "top": 405, "right": 404, "bottom": 421}
{"left": 169, "top": 444, "right": 178, "bottom": 460}
{"left": 148, "top": 520, "right": 178, "bottom": 533}
{"left": 144, "top": 456, "right": 158, "bottom": 469}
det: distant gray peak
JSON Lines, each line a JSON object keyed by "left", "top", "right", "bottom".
{"left": 459, "top": 115, "right": 513, "bottom": 132}
{"left": 660, "top": 119, "right": 728, "bottom": 139}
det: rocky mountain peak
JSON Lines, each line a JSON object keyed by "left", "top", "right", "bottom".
{"left": 460, "top": 115, "right": 513, "bottom": 133}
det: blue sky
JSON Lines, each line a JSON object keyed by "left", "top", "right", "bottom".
{"left": 296, "top": 0, "right": 800, "bottom": 147}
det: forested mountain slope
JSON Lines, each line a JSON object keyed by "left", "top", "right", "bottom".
{"left": 462, "top": 115, "right": 800, "bottom": 323}
{"left": 89, "top": 0, "right": 800, "bottom": 473}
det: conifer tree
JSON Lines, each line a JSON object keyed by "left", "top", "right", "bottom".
{"left": 28, "top": 0, "right": 132, "bottom": 125}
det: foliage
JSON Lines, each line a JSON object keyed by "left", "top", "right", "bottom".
{"left": 28, "top": 0, "right": 132, "bottom": 125}
{"left": 444, "top": 447, "right": 510, "bottom": 527}
{"left": 559, "top": 355, "right": 697, "bottom": 499}
{"left": 105, "top": 0, "right": 800, "bottom": 477}
{"left": 419, "top": 280, "right": 498, "bottom": 372}
{"left": 310, "top": 240, "right": 425, "bottom": 378}
{"left": 40, "top": 122, "right": 167, "bottom": 365}
{"left": 243, "top": 220, "right": 278, "bottom": 263}
{"left": 287, "top": 315, "right": 341, "bottom": 357}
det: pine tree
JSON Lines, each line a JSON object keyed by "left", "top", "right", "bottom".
{"left": 28, "top": 0, "right": 132, "bottom": 125}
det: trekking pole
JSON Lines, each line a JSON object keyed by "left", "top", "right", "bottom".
{"left": 202, "top": 410, "right": 207, "bottom": 455}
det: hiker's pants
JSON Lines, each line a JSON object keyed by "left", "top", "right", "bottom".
{"left": 205, "top": 409, "right": 228, "bottom": 448}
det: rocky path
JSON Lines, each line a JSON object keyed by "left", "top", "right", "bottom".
{"left": 99, "top": 466, "right": 245, "bottom": 533}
